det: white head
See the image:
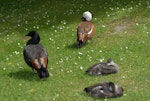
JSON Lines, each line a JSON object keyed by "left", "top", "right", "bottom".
{"left": 82, "top": 11, "right": 92, "bottom": 21}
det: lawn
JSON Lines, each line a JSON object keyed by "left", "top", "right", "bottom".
{"left": 0, "top": 0, "right": 150, "bottom": 101}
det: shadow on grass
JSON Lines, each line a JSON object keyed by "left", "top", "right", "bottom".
{"left": 8, "top": 70, "right": 39, "bottom": 81}
{"left": 66, "top": 42, "right": 90, "bottom": 50}
{"left": 81, "top": 92, "right": 105, "bottom": 100}
{"left": 66, "top": 43, "right": 77, "bottom": 50}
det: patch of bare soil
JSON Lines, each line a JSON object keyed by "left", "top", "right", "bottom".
{"left": 105, "top": 19, "right": 135, "bottom": 34}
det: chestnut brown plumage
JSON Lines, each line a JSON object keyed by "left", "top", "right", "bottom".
{"left": 23, "top": 31, "right": 49, "bottom": 79}
{"left": 76, "top": 12, "right": 95, "bottom": 48}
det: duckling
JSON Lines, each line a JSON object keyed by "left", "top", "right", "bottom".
{"left": 77, "top": 11, "right": 95, "bottom": 48}
{"left": 84, "top": 82, "right": 124, "bottom": 98}
{"left": 86, "top": 59, "right": 119, "bottom": 75}
{"left": 23, "top": 31, "right": 49, "bottom": 79}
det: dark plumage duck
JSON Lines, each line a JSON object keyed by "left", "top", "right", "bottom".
{"left": 84, "top": 82, "right": 124, "bottom": 98}
{"left": 86, "top": 59, "right": 119, "bottom": 76}
{"left": 23, "top": 31, "right": 49, "bottom": 79}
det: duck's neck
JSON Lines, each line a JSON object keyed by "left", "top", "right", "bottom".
{"left": 26, "top": 35, "right": 40, "bottom": 45}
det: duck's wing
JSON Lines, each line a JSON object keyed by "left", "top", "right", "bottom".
{"left": 23, "top": 44, "right": 48, "bottom": 67}
{"left": 86, "top": 63, "right": 103, "bottom": 75}
{"left": 100, "top": 64, "right": 118, "bottom": 75}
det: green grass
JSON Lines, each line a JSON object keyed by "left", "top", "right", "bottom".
{"left": 0, "top": 0, "right": 150, "bottom": 101}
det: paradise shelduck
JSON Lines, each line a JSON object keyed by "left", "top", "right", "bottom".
{"left": 77, "top": 11, "right": 95, "bottom": 48}
{"left": 86, "top": 59, "right": 119, "bottom": 76}
{"left": 84, "top": 82, "right": 124, "bottom": 98}
{"left": 23, "top": 31, "right": 49, "bottom": 79}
